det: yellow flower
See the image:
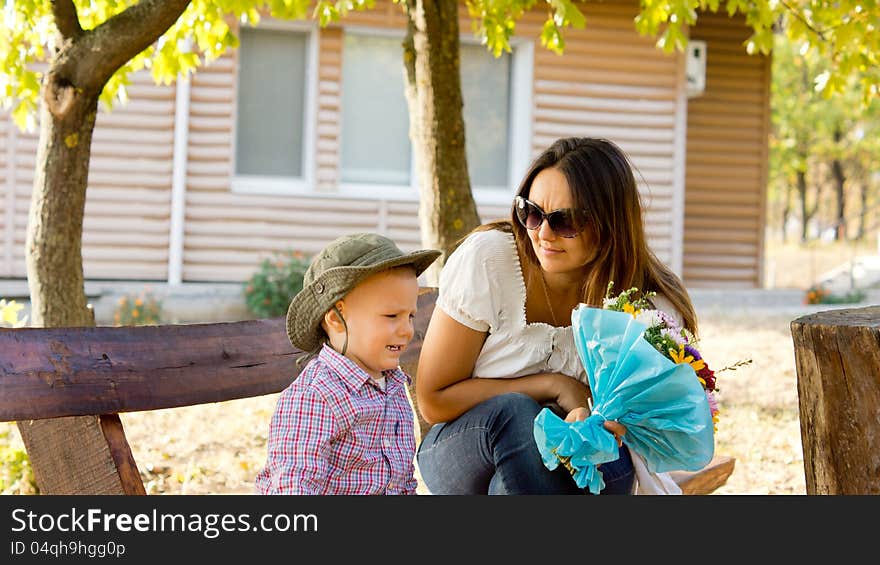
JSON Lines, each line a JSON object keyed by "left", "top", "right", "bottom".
{"left": 1, "top": 299, "right": 26, "bottom": 327}
{"left": 132, "top": 309, "right": 140, "bottom": 318}
{"left": 622, "top": 303, "right": 640, "bottom": 317}
{"left": 668, "top": 345, "right": 706, "bottom": 372}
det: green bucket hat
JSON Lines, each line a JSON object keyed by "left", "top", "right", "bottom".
{"left": 286, "top": 233, "right": 441, "bottom": 353}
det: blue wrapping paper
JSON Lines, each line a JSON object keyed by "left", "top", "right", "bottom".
{"left": 533, "top": 305, "right": 715, "bottom": 494}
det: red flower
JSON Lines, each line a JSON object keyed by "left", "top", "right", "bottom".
{"left": 697, "top": 366, "right": 716, "bottom": 392}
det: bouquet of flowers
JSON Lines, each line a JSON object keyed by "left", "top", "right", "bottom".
{"left": 533, "top": 284, "right": 728, "bottom": 494}
{"left": 602, "top": 285, "right": 720, "bottom": 428}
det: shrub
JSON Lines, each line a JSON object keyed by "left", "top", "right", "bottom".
{"left": 820, "top": 289, "right": 867, "bottom": 304}
{"left": 114, "top": 289, "right": 163, "bottom": 326}
{"left": 244, "top": 250, "right": 311, "bottom": 318}
{"left": 0, "top": 427, "right": 38, "bottom": 495}
{"left": 804, "top": 285, "right": 866, "bottom": 305}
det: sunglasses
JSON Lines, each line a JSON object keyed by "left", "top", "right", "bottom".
{"left": 514, "top": 196, "right": 589, "bottom": 238}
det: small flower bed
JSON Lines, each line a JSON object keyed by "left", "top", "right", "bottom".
{"left": 114, "top": 289, "right": 163, "bottom": 326}
{"left": 804, "top": 285, "right": 866, "bottom": 305}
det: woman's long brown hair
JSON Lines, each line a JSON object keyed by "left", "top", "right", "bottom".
{"left": 469, "top": 137, "right": 698, "bottom": 335}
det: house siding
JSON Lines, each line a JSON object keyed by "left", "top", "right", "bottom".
{"left": 3, "top": 70, "right": 175, "bottom": 281}
{"left": 684, "top": 11, "right": 770, "bottom": 288}
{"left": 524, "top": 3, "right": 682, "bottom": 265}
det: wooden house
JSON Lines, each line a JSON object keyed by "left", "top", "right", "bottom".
{"left": 0, "top": 1, "right": 769, "bottom": 289}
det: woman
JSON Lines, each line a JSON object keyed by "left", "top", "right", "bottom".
{"left": 415, "top": 137, "right": 698, "bottom": 494}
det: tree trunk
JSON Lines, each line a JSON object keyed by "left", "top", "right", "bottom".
{"left": 790, "top": 306, "right": 880, "bottom": 494}
{"left": 831, "top": 159, "right": 846, "bottom": 240}
{"left": 26, "top": 83, "right": 96, "bottom": 328}
{"left": 18, "top": 75, "right": 144, "bottom": 495}
{"left": 17, "top": 0, "right": 190, "bottom": 495}
{"left": 831, "top": 128, "right": 846, "bottom": 241}
{"left": 856, "top": 181, "right": 867, "bottom": 240}
{"left": 403, "top": 0, "right": 481, "bottom": 285}
{"left": 781, "top": 181, "right": 792, "bottom": 243}
{"left": 797, "top": 169, "right": 809, "bottom": 242}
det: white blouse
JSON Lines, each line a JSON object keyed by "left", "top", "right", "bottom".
{"left": 437, "top": 229, "right": 587, "bottom": 383}
{"left": 437, "top": 228, "right": 683, "bottom": 385}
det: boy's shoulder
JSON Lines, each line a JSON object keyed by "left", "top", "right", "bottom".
{"left": 289, "top": 356, "right": 341, "bottom": 395}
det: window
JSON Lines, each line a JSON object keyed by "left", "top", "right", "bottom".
{"left": 460, "top": 43, "right": 510, "bottom": 190}
{"left": 339, "top": 31, "right": 532, "bottom": 201}
{"left": 233, "top": 25, "right": 315, "bottom": 193}
{"left": 340, "top": 34, "right": 412, "bottom": 186}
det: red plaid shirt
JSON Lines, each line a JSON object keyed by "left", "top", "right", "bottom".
{"left": 255, "top": 344, "right": 418, "bottom": 495}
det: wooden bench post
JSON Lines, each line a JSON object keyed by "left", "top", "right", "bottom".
{"left": 790, "top": 306, "right": 880, "bottom": 494}
{"left": 17, "top": 415, "right": 145, "bottom": 495}
{"left": 12, "top": 304, "right": 145, "bottom": 495}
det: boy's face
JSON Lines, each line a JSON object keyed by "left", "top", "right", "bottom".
{"left": 328, "top": 267, "right": 419, "bottom": 380}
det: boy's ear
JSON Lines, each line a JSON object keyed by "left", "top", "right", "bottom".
{"left": 323, "top": 301, "right": 346, "bottom": 333}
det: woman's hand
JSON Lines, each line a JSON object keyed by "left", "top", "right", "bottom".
{"left": 551, "top": 373, "right": 591, "bottom": 413}
{"left": 564, "top": 406, "right": 590, "bottom": 422}
{"left": 564, "top": 406, "right": 627, "bottom": 447}
{"left": 604, "top": 420, "right": 627, "bottom": 447}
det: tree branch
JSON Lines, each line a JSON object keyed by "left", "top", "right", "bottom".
{"left": 78, "top": 0, "right": 192, "bottom": 90}
{"left": 51, "top": 0, "right": 83, "bottom": 40}
{"left": 779, "top": 0, "right": 832, "bottom": 40}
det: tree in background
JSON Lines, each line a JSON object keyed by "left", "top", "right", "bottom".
{"left": 768, "top": 18, "right": 879, "bottom": 245}
{"left": 769, "top": 34, "right": 824, "bottom": 243}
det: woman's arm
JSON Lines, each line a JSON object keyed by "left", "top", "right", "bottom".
{"left": 415, "top": 308, "right": 590, "bottom": 424}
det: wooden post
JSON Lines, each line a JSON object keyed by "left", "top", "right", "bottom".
{"left": 790, "top": 306, "right": 880, "bottom": 494}
{"left": 14, "top": 304, "right": 146, "bottom": 495}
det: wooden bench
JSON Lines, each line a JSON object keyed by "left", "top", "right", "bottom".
{"left": 0, "top": 287, "right": 734, "bottom": 495}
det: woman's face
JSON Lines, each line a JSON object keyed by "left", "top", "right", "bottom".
{"left": 525, "top": 167, "right": 594, "bottom": 275}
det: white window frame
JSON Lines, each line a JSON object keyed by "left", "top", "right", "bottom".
{"left": 336, "top": 26, "right": 533, "bottom": 206}
{"left": 230, "top": 19, "right": 319, "bottom": 196}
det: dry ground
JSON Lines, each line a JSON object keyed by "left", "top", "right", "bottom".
{"left": 691, "top": 306, "right": 806, "bottom": 495}
{"left": 764, "top": 237, "right": 876, "bottom": 289}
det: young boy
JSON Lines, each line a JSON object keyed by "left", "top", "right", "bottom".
{"left": 254, "top": 233, "right": 440, "bottom": 495}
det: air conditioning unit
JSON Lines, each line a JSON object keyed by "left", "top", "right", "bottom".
{"left": 686, "top": 40, "right": 707, "bottom": 98}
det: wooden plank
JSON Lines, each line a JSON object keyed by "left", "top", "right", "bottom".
{"left": 0, "top": 318, "right": 297, "bottom": 421}
{"left": 0, "top": 290, "right": 439, "bottom": 423}
{"left": 669, "top": 455, "right": 736, "bottom": 495}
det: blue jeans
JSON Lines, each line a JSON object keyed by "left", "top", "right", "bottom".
{"left": 417, "top": 392, "right": 634, "bottom": 495}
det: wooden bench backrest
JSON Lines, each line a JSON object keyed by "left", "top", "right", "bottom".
{"left": 0, "top": 288, "right": 438, "bottom": 429}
